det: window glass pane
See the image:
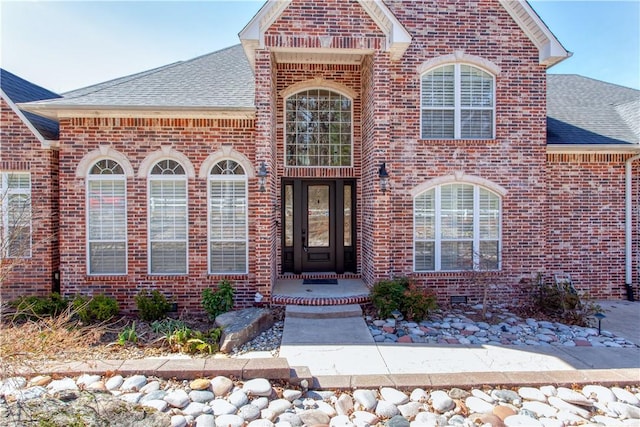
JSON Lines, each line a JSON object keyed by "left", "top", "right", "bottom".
{"left": 414, "top": 189, "right": 435, "bottom": 240}
{"left": 87, "top": 163, "right": 126, "bottom": 274}
{"left": 285, "top": 89, "right": 352, "bottom": 166}
{"left": 344, "top": 185, "right": 352, "bottom": 247}
{"left": 460, "top": 110, "right": 493, "bottom": 139}
{"left": 441, "top": 184, "right": 473, "bottom": 239}
{"left": 441, "top": 241, "right": 473, "bottom": 270}
{"left": 415, "top": 241, "right": 434, "bottom": 271}
{"left": 479, "top": 240, "right": 499, "bottom": 270}
{"left": 209, "top": 162, "right": 247, "bottom": 274}
{"left": 421, "top": 65, "right": 455, "bottom": 107}
{"left": 90, "top": 242, "right": 126, "bottom": 275}
{"left": 421, "top": 110, "right": 454, "bottom": 139}
{"left": 307, "top": 185, "right": 329, "bottom": 247}
{"left": 460, "top": 65, "right": 493, "bottom": 107}
{"left": 210, "top": 242, "right": 246, "bottom": 273}
{"left": 285, "top": 184, "right": 293, "bottom": 247}
{"left": 149, "top": 180, "right": 187, "bottom": 241}
{"left": 150, "top": 242, "right": 187, "bottom": 273}
{"left": 479, "top": 189, "right": 500, "bottom": 239}
{"left": 151, "top": 159, "right": 185, "bottom": 175}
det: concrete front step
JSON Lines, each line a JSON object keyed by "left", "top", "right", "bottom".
{"left": 285, "top": 304, "right": 363, "bottom": 319}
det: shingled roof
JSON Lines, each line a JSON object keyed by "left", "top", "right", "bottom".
{"left": 22, "top": 45, "right": 255, "bottom": 118}
{"left": 547, "top": 74, "right": 640, "bottom": 146}
{"left": 1, "top": 68, "right": 61, "bottom": 140}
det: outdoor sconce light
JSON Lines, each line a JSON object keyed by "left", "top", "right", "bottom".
{"left": 378, "top": 162, "right": 389, "bottom": 193}
{"left": 257, "top": 161, "right": 268, "bottom": 193}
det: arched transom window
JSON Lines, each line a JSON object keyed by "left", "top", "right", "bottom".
{"left": 414, "top": 183, "right": 501, "bottom": 271}
{"left": 87, "top": 159, "right": 126, "bottom": 275}
{"left": 285, "top": 89, "right": 352, "bottom": 167}
{"left": 209, "top": 160, "right": 248, "bottom": 274}
{"left": 421, "top": 64, "right": 494, "bottom": 139}
{"left": 148, "top": 159, "right": 187, "bottom": 275}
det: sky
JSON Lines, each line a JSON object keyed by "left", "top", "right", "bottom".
{"left": 0, "top": 0, "right": 638, "bottom": 94}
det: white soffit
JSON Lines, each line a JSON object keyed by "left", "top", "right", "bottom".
{"left": 239, "top": 0, "right": 411, "bottom": 68}
{"left": 498, "top": 0, "right": 570, "bottom": 67}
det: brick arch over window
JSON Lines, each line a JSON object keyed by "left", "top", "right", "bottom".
{"left": 199, "top": 146, "right": 255, "bottom": 179}
{"left": 411, "top": 173, "right": 507, "bottom": 198}
{"left": 280, "top": 77, "right": 358, "bottom": 100}
{"left": 138, "top": 146, "right": 196, "bottom": 179}
{"left": 417, "top": 51, "right": 501, "bottom": 76}
{"left": 76, "top": 145, "right": 134, "bottom": 178}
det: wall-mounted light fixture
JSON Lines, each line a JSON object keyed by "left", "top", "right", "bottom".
{"left": 378, "top": 162, "right": 389, "bottom": 193}
{"left": 257, "top": 161, "right": 268, "bottom": 192}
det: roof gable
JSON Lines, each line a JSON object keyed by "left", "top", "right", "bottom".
{"left": 239, "top": 0, "right": 412, "bottom": 67}
{"left": 0, "top": 68, "right": 61, "bottom": 141}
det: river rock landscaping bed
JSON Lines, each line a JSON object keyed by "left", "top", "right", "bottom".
{"left": 2, "top": 374, "right": 640, "bottom": 426}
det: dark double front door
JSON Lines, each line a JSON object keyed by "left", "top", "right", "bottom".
{"left": 282, "top": 179, "right": 356, "bottom": 274}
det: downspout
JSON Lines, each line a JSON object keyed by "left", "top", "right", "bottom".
{"left": 625, "top": 153, "right": 640, "bottom": 300}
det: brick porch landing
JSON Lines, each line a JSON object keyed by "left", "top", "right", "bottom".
{"left": 271, "top": 278, "right": 370, "bottom": 306}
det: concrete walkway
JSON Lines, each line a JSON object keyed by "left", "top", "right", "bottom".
{"left": 279, "top": 301, "right": 640, "bottom": 377}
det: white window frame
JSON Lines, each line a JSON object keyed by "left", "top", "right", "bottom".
{"left": 284, "top": 88, "right": 354, "bottom": 167}
{"left": 414, "top": 183, "right": 501, "bottom": 272}
{"left": 1, "top": 172, "right": 32, "bottom": 259}
{"left": 420, "top": 63, "right": 495, "bottom": 139}
{"left": 86, "top": 161, "right": 127, "bottom": 275}
{"left": 208, "top": 161, "right": 248, "bottom": 274}
{"left": 147, "top": 160, "right": 188, "bottom": 275}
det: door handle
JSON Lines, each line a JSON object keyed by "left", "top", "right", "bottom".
{"left": 302, "top": 229, "right": 308, "bottom": 252}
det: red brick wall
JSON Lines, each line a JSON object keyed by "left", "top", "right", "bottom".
{"left": 377, "top": 0, "right": 550, "bottom": 304}
{"left": 0, "top": 98, "right": 59, "bottom": 302}
{"left": 58, "top": 117, "right": 260, "bottom": 312}
{"left": 547, "top": 153, "right": 636, "bottom": 299}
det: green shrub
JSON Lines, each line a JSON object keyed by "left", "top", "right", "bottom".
{"left": 370, "top": 277, "right": 411, "bottom": 319}
{"left": 10, "top": 293, "right": 69, "bottom": 319}
{"left": 202, "top": 280, "right": 234, "bottom": 320}
{"left": 371, "top": 277, "right": 438, "bottom": 322}
{"left": 72, "top": 294, "right": 119, "bottom": 322}
{"left": 403, "top": 284, "right": 438, "bottom": 322}
{"left": 135, "top": 290, "right": 171, "bottom": 321}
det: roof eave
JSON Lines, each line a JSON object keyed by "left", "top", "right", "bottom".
{"left": 1, "top": 89, "right": 58, "bottom": 149}
{"left": 547, "top": 144, "right": 640, "bottom": 154}
{"left": 499, "top": 0, "right": 570, "bottom": 69}
{"left": 17, "top": 103, "right": 256, "bottom": 120}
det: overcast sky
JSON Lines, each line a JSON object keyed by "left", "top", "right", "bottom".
{"left": 1, "top": 0, "right": 638, "bottom": 94}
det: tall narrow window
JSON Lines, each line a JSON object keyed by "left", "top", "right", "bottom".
{"left": 87, "top": 160, "right": 126, "bottom": 274}
{"left": 421, "top": 64, "right": 494, "bottom": 139}
{"left": 1, "top": 172, "right": 32, "bottom": 259}
{"left": 414, "top": 183, "right": 500, "bottom": 271}
{"left": 285, "top": 89, "right": 352, "bottom": 166}
{"left": 209, "top": 160, "right": 247, "bottom": 274}
{"left": 149, "top": 159, "right": 187, "bottom": 274}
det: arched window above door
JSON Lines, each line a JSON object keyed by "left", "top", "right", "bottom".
{"left": 285, "top": 89, "right": 352, "bottom": 167}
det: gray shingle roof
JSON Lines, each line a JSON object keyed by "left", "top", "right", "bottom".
{"left": 1, "top": 68, "right": 61, "bottom": 139}
{"left": 547, "top": 74, "right": 640, "bottom": 145}
{"left": 29, "top": 44, "right": 254, "bottom": 111}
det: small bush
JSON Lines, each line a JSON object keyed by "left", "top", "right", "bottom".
{"left": 202, "top": 280, "right": 234, "bottom": 320}
{"left": 371, "top": 277, "right": 438, "bottom": 322}
{"left": 135, "top": 290, "right": 171, "bottom": 321}
{"left": 168, "top": 326, "right": 222, "bottom": 354}
{"left": 10, "top": 293, "right": 69, "bottom": 319}
{"left": 117, "top": 322, "right": 138, "bottom": 345}
{"left": 72, "top": 294, "right": 119, "bottom": 322}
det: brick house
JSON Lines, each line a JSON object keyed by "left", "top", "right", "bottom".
{"left": 3, "top": 0, "right": 639, "bottom": 312}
